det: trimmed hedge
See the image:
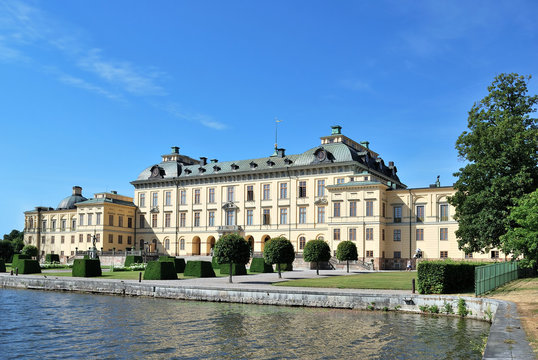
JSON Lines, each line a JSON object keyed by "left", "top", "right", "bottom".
{"left": 18, "top": 259, "right": 42, "bottom": 274}
{"left": 158, "top": 256, "right": 186, "bottom": 273}
{"left": 45, "top": 254, "right": 60, "bottom": 263}
{"left": 0, "top": 259, "right": 6, "bottom": 272}
{"left": 220, "top": 263, "right": 247, "bottom": 275}
{"left": 249, "top": 257, "right": 273, "bottom": 273}
{"left": 143, "top": 261, "right": 178, "bottom": 280}
{"left": 124, "top": 255, "right": 143, "bottom": 267}
{"left": 211, "top": 256, "right": 220, "bottom": 269}
{"left": 184, "top": 261, "right": 216, "bottom": 277}
{"left": 11, "top": 254, "right": 30, "bottom": 269}
{"left": 72, "top": 259, "right": 102, "bottom": 277}
{"left": 418, "top": 260, "right": 483, "bottom": 294}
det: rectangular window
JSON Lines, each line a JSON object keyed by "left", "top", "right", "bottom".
{"left": 165, "top": 191, "right": 171, "bottom": 206}
{"left": 152, "top": 192, "right": 158, "bottom": 207}
{"left": 139, "top": 193, "right": 145, "bottom": 208}
{"left": 416, "top": 205, "right": 424, "bottom": 222}
{"left": 208, "top": 188, "right": 215, "bottom": 203}
{"left": 333, "top": 202, "right": 341, "bottom": 218}
{"left": 416, "top": 228, "right": 424, "bottom": 241}
{"left": 382, "top": 229, "right": 385, "bottom": 241}
{"left": 41, "top": 236, "right": 45, "bottom": 244}
{"left": 226, "top": 210, "right": 235, "bottom": 226}
{"left": 86, "top": 214, "right": 92, "bottom": 226}
{"left": 382, "top": 203, "right": 386, "bottom": 218}
{"left": 366, "top": 201, "right": 374, "bottom": 217}
{"left": 51, "top": 236, "right": 55, "bottom": 244}
{"left": 71, "top": 235, "right": 75, "bottom": 244}
{"left": 279, "top": 183, "right": 287, "bottom": 199}
{"left": 42, "top": 220, "right": 46, "bottom": 231}
{"left": 71, "top": 218, "right": 76, "bottom": 230}
{"left": 317, "top": 179, "right": 325, "bottom": 197}
{"left": 440, "top": 251, "right": 448, "bottom": 259}
{"left": 393, "top": 229, "right": 401, "bottom": 241}
{"left": 333, "top": 228, "right": 340, "bottom": 241}
{"left": 491, "top": 250, "right": 499, "bottom": 259}
{"left": 118, "top": 235, "right": 123, "bottom": 244}
{"left": 394, "top": 251, "right": 401, "bottom": 259}
{"left": 194, "top": 189, "right": 200, "bottom": 204}
{"left": 108, "top": 234, "right": 113, "bottom": 243}
{"left": 263, "top": 209, "right": 270, "bottom": 225}
{"left": 393, "top": 206, "right": 402, "bottom": 223}
{"left": 180, "top": 213, "right": 186, "bottom": 227}
{"left": 61, "top": 219, "right": 66, "bottom": 231}
{"left": 298, "top": 181, "right": 307, "bottom": 198}
{"left": 194, "top": 212, "right": 200, "bottom": 227}
{"left": 61, "top": 235, "right": 65, "bottom": 244}
{"left": 152, "top": 213, "right": 157, "bottom": 227}
{"left": 180, "top": 190, "right": 186, "bottom": 205}
{"left": 280, "top": 208, "right": 288, "bottom": 225}
{"left": 208, "top": 211, "right": 215, "bottom": 226}
{"left": 139, "top": 214, "right": 145, "bottom": 228}
{"left": 118, "top": 216, "right": 123, "bottom": 228}
{"left": 96, "top": 213, "right": 101, "bottom": 225}
{"left": 366, "top": 228, "right": 373, "bottom": 240}
{"left": 440, "top": 204, "right": 449, "bottom": 221}
{"left": 127, "top": 236, "right": 132, "bottom": 245}
{"left": 336, "top": 178, "right": 345, "bottom": 184}
{"left": 349, "top": 201, "right": 357, "bottom": 217}
{"left": 96, "top": 234, "right": 100, "bottom": 243}
{"left": 263, "top": 184, "right": 271, "bottom": 200}
{"left": 366, "top": 250, "right": 374, "bottom": 257}
{"left": 246, "top": 210, "right": 253, "bottom": 225}
{"left": 127, "top": 217, "right": 132, "bottom": 228}
{"left": 109, "top": 214, "right": 114, "bottom": 226}
{"left": 299, "top": 207, "right": 307, "bottom": 224}
{"left": 52, "top": 219, "right": 57, "bottom": 231}
{"left": 79, "top": 234, "right": 83, "bottom": 243}
{"left": 349, "top": 228, "right": 356, "bottom": 241}
{"left": 246, "top": 186, "right": 254, "bottom": 201}
{"left": 165, "top": 213, "right": 171, "bottom": 228}
{"left": 87, "top": 234, "right": 92, "bottom": 243}
{"left": 227, "top": 186, "right": 234, "bottom": 202}
{"left": 440, "top": 228, "right": 448, "bottom": 241}
{"left": 317, "top": 207, "right": 325, "bottom": 223}
{"left": 79, "top": 214, "right": 84, "bottom": 226}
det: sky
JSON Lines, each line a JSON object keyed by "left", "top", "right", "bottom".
{"left": 1, "top": 0, "right": 537, "bottom": 235}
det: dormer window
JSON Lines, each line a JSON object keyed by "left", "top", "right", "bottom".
{"left": 284, "top": 158, "right": 293, "bottom": 165}
{"left": 231, "top": 163, "right": 239, "bottom": 171}
{"left": 184, "top": 169, "right": 192, "bottom": 174}
{"left": 266, "top": 160, "right": 275, "bottom": 167}
{"left": 249, "top": 161, "right": 257, "bottom": 169}
{"left": 213, "top": 165, "right": 221, "bottom": 172}
{"left": 198, "top": 167, "right": 206, "bottom": 173}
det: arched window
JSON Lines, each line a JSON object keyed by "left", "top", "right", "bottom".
{"left": 317, "top": 235, "right": 324, "bottom": 241}
{"left": 180, "top": 238, "right": 185, "bottom": 250}
{"left": 299, "top": 236, "right": 306, "bottom": 250}
{"left": 164, "top": 238, "right": 170, "bottom": 250}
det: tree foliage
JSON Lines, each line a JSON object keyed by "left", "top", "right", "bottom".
{"left": 21, "top": 244, "right": 38, "bottom": 257}
{"left": 449, "top": 73, "right": 538, "bottom": 254}
{"left": 0, "top": 240, "right": 14, "bottom": 262}
{"left": 1, "top": 229, "right": 24, "bottom": 255}
{"left": 263, "top": 236, "right": 295, "bottom": 278}
{"left": 335, "top": 241, "right": 358, "bottom": 273}
{"left": 213, "top": 233, "right": 250, "bottom": 283}
{"left": 303, "top": 239, "right": 331, "bottom": 275}
{"left": 501, "top": 189, "right": 538, "bottom": 268}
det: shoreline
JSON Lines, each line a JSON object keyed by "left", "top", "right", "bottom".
{"left": 0, "top": 273, "right": 534, "bottom": 359}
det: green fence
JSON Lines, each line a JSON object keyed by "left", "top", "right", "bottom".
{"left": 475, "top": 261, "right": 518, "bottom": 296}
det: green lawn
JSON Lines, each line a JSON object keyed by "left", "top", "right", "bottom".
{"left": 273, "top": 271, "right": 417, "bottom": 290}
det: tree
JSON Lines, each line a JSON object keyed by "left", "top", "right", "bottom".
{"left": 2, "top": 229, "right": 24, "bottom": 254}
{"left": 303, "top": 239, "right": 331, "bottom": 275}
{"left": 335, "top": 241, "right": 358, "bottom": 273}
{"left": 501, "top": 189, "right": 538, "bottom": 269}
{"left": 449, "top": 73, "right": 538, "bottom": 254}
{"left": 21, "top": 244, "right": 38, "bottom": 258}
{"left": 213, "top": 233, "right": 250, "bottom": 283}
{"left": 263, "top": 236, "right": 296, "bottom": 279}
{"left": 0, "top": 240, "right": 14, "bottom": 262}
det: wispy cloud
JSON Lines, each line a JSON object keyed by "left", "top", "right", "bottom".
{"left": 163, "top": 103, "right": 227, "bottom": 130}
{"left": 58, "top": 74, "right": 125, "bottom": 102}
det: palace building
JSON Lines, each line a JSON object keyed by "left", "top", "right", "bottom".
{"left": 24, "top": 126, "right": 503, "bottom": 268}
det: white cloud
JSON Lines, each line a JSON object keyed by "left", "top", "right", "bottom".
{"left": 58, "top": 74, "right": 125, "bottom": 102}
{"left": 163, "top": 103, "right": 227, "bottom": 130}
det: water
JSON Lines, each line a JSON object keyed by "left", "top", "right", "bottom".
{"left": 0, "top": 289, "right": 489, "bottom": 359}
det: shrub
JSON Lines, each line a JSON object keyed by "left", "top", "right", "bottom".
{"left": 11, "top": 254, "right": 30, "bottom": 269}
{"left": 72, "top": 259, "right": 102, "bottom": 277}
{"left": 143, "top": 261, "right": 178, "bottom": 280}
{"left": 303, "top": 240, "right": 331, "bottom": 275}
{"left": 184, "top": 261, "right": 216, "bottom": 277}
{"left": 249, "top": 257, "right": 273, "bottom": 273}
{"left": 457, "top": 298, "right": 469, "bottom": 317}
{"left": 45, "top": 254, "right": 60, "bottom": 263}
{"left": 0, "top": 240, "right": 14, "bottom": 262}
{"left": 263, "top": 237, "right": 295, "bottom": 278}
{"left": 124, "top": 255, "right": 143, "bottom": 267}
{"left": 158, "top": 256, "right": 186, "bottom": 273}
{"left": 18, "top": 259, "right": 42, "bottom": 274}
{"left": 417, "top": 260, "right": 483, "bottom": 294}
{"left": 0, "top": 259, "right": 6, "bottom": 272}
{"left": 335, "top": 241, "right": 358, "bottom": 273}
{"left": 21, "top": 245, "right": 38, "bottom": 257}
{"left": 220, "top": 263, "right": 247, "bottom": 275}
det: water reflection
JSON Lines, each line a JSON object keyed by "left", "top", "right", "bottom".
{"left": 0, "top": 289, "right": 488, "bottom": 359}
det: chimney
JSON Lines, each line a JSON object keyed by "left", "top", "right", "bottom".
{"left": 388, "top": 161, "right": 394, "bottom": 167}
{"left": 72, "top": 186, "right": 82, "bottom": 196}
{"left": 277, "top": 148, "right": 286, "bottom": 158}
{"left": 210, "top": 159, "right": 218, "bottom": 163}
{"left": 360, "top": 141, "right": 370, "bottom": 149}
{"left": 171, "top": 146, "right": 180, "bottom": 154}
{"left": 200, "top": 157, "right": 207, "bottom": 166}
{"left": 331, "top": 125, "right": 342, "bottom": 135}
{"left": 111, "top": 191, "right": 117, "bottom": 195}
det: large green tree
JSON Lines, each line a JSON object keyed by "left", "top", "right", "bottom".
{"left": 449, "top": 73, "right": 538, "bottom": 254}
{"left": 213, "top": 233, "right": 251, "bottom": 283}
{"left": 303, "top": 239, "right": 331, "bottom": 275}
{"left": 2, "top": 229, "right": 24, "bottom": 253}
{"left": 501, "top": 189, "right": 538, "bottom": 268}
{"left": 263, "top": 236, "right": 295, "bottom": 278}
{"left": 335, "top": 241, "right": 358, "bottom": 273}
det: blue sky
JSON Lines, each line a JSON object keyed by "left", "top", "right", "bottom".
{"left": 1, "top": 0, "right": 537, "bottom": 235}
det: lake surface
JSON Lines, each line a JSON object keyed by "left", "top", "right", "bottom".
{"left": 0, "top": 288, "right": 489, "bottom": 359}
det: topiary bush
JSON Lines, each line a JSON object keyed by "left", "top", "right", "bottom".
{"left": 184, "top": 261, "right": 216, "bottom": 277}
{"left": 124, "top": 255, "right": 143, "bottom": 267}
{"left": 18, "top": 259, "right": 42, "bottom": 274}
{"left": 143, "top": 261, "right": 178, "bottom": 280}
{"left": 45, "top": 254, "right": 60, "bottom": 263}
{"left": 219, "top": 263, "right": 247, "bottom": 275}
{"left": 263, "top": 237, "right": 296, "bottom": 278}
{"left": 249, "top": 257, "right": 273, "bottom": 273}
{"left": 158, "top": 256, "right": 186, "bottom": 273}
{"left": 11, "top": 254, "right": 30, "bottom": 269}
{"left": 417, "top": 260, "right": 484, "bottom": 294}
{"left": 335, "top": 241, "right": 358, "bottom": 273}
{"left": 0, "top": 259, "right": 6, "bottom": 272}
{"left": 20, "top": 245, "right": 38, "bottom": 257}
{"left": 72, "top": 259, "right": 102, "bottom": 277}
{"left": 303, "top": 239, "right": 331, "bottom": 275}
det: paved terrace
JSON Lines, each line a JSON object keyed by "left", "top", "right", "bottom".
{"left": 0, "top": 269, "right": 534, "bottom": 359}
